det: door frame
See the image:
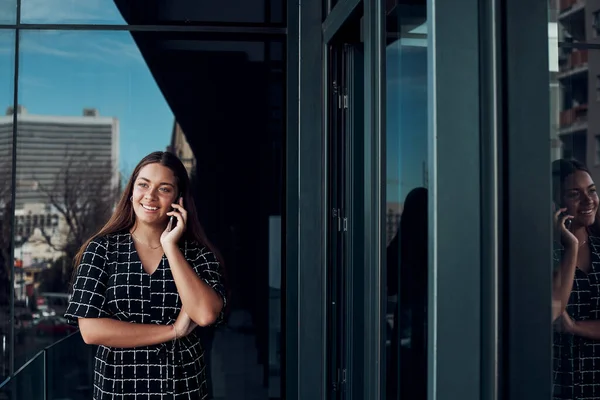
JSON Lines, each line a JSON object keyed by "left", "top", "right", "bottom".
{"left": 287, "top": 0, "right": 553, "bottom": 399}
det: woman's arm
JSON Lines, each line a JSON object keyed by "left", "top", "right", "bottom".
{"left": 164, "top": 244, "right": 223, "bottom": 327}
{"left": 552, "top": 245, "right": 578, "bottom": 322}
{"left": 558, "top": 312, "right": 600, "bottom": 340}
{"left": 551, "top": 208, "right": 579, "bottom": 322}
{"left": 572, "top": 319, "right": 600, "bottom": 340}
{"left": 79, "top": 318, "right": 175, "bottom": 347}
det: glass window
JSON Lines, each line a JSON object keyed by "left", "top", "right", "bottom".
{"left": 0, "top": 29, "right": 15, "bottom": 384}
{"left": 385, "top": 1, "right": 428, "bottom": 398}
{"left": 20, "top": 0, "right": 284, "bottom": 26}
{"left": 0, "top": 0, "right": 16, "bottom": 24}
{"left": 14, "top": 29, "right": 285, "bottom": 399}
{"left": 551, "top": 1, "right": 600, "bottom": 398}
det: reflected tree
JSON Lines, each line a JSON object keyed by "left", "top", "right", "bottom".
{"left": 33, "top": 152, "right": 119, "bottom": 291}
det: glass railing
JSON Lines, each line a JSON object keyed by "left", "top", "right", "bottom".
{"left": 0, "top": 331, "right": 94, "bottom": 400}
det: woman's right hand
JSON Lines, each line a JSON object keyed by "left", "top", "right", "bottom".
{"left": 173, "top": 306, "right": 197, "bottom": 340}
{"left": 554, "top": 207, "right": 578, "bottom": 248}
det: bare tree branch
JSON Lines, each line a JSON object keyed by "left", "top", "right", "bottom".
{"left": 31, "top": 150, "right": 119, "bottom": 261}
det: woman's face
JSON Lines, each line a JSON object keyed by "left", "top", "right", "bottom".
{"left": 131, "top": 163, "right": 179, "bottom": 227}
{"left": 562, "top": 170, "right": 599, "bottom": 228}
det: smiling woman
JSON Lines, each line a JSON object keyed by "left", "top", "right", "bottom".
{"left": 10, "top": 26, "right": 285, "bottom": 398}
{"left": 551, "top": 159, "right": 600, "bottom": 399}
{"left": 65, "top": 151, "right": 227, "bottom": 399}
{"left": 131, "top": 163, "right": 178, "bottom": 231}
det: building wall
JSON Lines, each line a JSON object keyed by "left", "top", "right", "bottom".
{"left": 168, "top": 121, "right": 196, "bottom": 177}
{"left": 0, "top": 107, "right": 119, "bottom": 208}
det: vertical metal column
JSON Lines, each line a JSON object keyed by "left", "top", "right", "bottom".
{"left": 362, "top": 0, "right": 385, "bottom": 399}
{"left": 427, "top": 0, "right": 482, "bottom": 399}
{"left": 286, "top": 0, "right": 327, "bottom": 398}
{"left": 503, "top": 0, "right": 552, "bottom": 398}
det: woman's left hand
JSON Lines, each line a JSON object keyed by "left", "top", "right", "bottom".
{"left": 161, "top": 196, "right": 187, "bottom": 247}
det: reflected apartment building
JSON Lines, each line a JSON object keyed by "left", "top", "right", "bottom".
{"left": 0, "top": 106, "right": 118, "bottom": 279}
{"left": 167, "top": 121, "right": 196, "bottom": 177}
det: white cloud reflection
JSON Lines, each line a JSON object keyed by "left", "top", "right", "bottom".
{"left": 20, "top": 0, "right": 125, "bottom": 24}
{"left": 18, "top": 32, "right": 144, "bottom": 67}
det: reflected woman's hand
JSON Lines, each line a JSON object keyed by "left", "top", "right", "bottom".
{"left": 555, "top": 311, "right": 577, "bottom": 335}
{"left": 554, "top": 207, "right": 578, "bottom": 248}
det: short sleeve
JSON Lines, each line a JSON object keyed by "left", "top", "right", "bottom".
{"left": 64, "top": 238, "right": 110, "bottom": 325}
{"left": 188, "top": 242, "right": 227, "bottom": 326}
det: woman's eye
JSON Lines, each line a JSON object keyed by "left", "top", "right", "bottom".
{"left": 159, "top": 187, "right": 170, "bottom": 193}
{"left": 138, "top": 182, "right": 148, "bottom": 188}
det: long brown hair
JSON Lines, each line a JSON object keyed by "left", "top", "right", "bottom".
{"left": 72, "top": 151, "right": 224, "bottom": 275}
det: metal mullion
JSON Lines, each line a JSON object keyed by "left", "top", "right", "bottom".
{"left": 362, "top": 0, "right": 384, "bottom": 398}
{"left": 286, "top": 0, "right": 326, "bottom": 399}
{"left": 0, "top": 23, "right": 287, "bottom": 35}
{"left": 8, "top": 11, "right": 20, "bottom": 381}
{"left": 502, "top": 0, "right": 552, "bottom": 398}
{"left": 479, "top": 0, "right": 503, "bottom": 398}
{"left": 427, "top": 0, "right": 482, "bottom": 400}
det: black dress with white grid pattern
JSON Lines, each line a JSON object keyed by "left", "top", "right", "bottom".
{"left": 64, "top": 233, "right": 226, "bottom": 400}
{"left": 554, "top": 235, "right": 600, "bottom": 399}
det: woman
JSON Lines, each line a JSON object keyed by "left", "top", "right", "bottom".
{"left": 64, "top": 151, "right": 226, "bottom": 399}
{"left": 552, "top": 158, "right": 600, "bottom": 399}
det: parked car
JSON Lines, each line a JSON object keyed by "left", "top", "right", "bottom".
{"left": 34, "top": 316, "right": 77, "bottom": 337}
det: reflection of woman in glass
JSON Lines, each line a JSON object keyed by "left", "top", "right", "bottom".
{"left": 551, "top": 159, "right": 600, "bottom": 399}
{"left": 64, "top": 151, "right": 226, "bottom": 399}
{"left": 386, "top": 187, "right": 427, "bottom": 400}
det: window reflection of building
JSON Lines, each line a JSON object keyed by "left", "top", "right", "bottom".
{"left": 14, "top": 203, "right": 64, "bottom": 261}
{"left": 0, "top": 105, "right": 119, "bottom": 208}
{"left": 13, "top": 203, "right": 67, "bottom": 303}
{"left": 167, "top": 121, "right": 196, "bottom": 178}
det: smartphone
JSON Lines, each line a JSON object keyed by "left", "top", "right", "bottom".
{"left": 565, "top": 217, "right": 572, "bottom": 231}
{"left": 555, "top": 202, "right": 572, "bottom": 231}
{"left": 167, "top": 192, "right": 182, "bottom": 231}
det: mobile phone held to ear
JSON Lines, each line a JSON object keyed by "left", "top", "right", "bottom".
{"left": 167, "top": 193, "right": 182, "bottom": 232}
{"left": 554, "top": 202, "right": 573, "bottom": 231}
{"left": 565, "top": 217, "right": 572, "bottom": 231}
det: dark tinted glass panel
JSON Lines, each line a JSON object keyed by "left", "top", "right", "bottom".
{"left": 0, "top": 352, "right": 44, "bottom": 399}
{"left": 385, "top": 1, "right": 428, "bottom": 399}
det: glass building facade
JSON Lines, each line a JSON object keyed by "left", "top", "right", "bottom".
{"left": 0, "top": 0, "right": 582, "bottom": 399}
